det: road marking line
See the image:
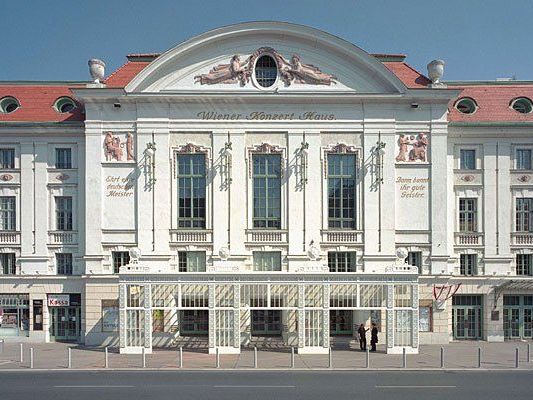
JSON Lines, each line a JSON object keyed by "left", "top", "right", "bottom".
{"left": 54, "top": 385, "right": 135, "bottom": 388}
{"left": 214, "top": 385, "right": 295, "bottom": 388}
{"left": 376, "top": 385, "right": 457, "bottom": 388}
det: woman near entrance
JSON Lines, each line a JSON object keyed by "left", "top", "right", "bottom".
{"left": 357, "top": 323, "right": 368, "bottom": 350}
{"left": 370, "top": 322, "right": 378, "bottom": 352}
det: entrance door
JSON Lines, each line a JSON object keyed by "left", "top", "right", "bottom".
{"left": 180, "top": 310, "right": 208, "bottom": 335}
{"left": 50, "top": 307, "right": 80, "bottom": 341}
{"left": 452, "top": 295, "right": 483, "bottom": 340}
{"left": 251, "top": 310, "right": 281, "bottom": 336}
{"left": 330, "top": 310, "right": 353, "bottom": 335}
{"left": 504, "top": 308, "right": 521, "bottom": 338}
{"left": 503, "top": 295, "right": 533, "bottom": 339}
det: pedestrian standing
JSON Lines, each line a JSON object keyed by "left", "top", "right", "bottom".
{"left": 370, "top": 322, "right": 378, "bottom": 352}
{"left": 357, "top": 323, "right": 368, "bottom": 350}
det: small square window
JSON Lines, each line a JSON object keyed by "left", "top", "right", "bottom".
{"left": 112, "top": 251, "right": 130, "bottom": 274}
{"left": 516, "top": 149, "right": 532, "bottom": 170}
{"left": 405, "top": 251, "right": 422, "bottom": 273}
{"left": 253, "top": 252, "right": 281, "bottom": 272}
{"left": 178, "top": 251, "right": 206, "bottom": 272}
{"left": 0, "top": 149, "right": 15, "bottom": 169}
{"left": 56, "top": 253, "right": 73, "bottom": 275}
{"left": 460, "top": 254, "right": 477, "bottom": 276}
{"left": 55, "top": 148, "right": 72, "bottom": 169}
{"left": 459, "top": 149, "right": 476, "bottom": 170}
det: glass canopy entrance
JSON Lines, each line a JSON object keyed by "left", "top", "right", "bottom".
{"left": 119, "top": 274, "right": 419, "bottom": 355}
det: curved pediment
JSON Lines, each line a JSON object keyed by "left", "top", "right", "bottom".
{"left": 125, "top": 22, "right": 408, "bottom": 94}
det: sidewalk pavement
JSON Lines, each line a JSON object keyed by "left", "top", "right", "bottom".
{"left": 0, "top": 340, "right": 532, "bottom": 370}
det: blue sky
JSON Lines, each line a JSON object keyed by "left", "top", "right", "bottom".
{"left": 1, "top": 0, "right": 531, "bottom": 82}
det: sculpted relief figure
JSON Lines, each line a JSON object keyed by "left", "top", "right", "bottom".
{"left": 126, "top": 133, "right": 134, "bottom": 161}
{"left": 104, "top": 132, "right": 135, "bottom": 162}
{"left": 104, "top": 132, "right": 123, "bottom": 161}
{"left": 409, "top": 133, "right": 428, "bottom": 162}
{"left": 395, "top": 133, "right": 429, "bottom": 163}
{"left": 285, "top": 55, "right": 336, "bottom": 85}
{"left": 195, "top": 48, "right": 336, "bottom": 87}
{"left": 194, "top": 55, "right": 251, "bottom": 86}
{"left": 395, "top": 134, "right": 410, "bottom": 162}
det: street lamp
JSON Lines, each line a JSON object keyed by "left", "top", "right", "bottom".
{"left": 299, "top": 141, "right": 309, "bottom": 185}
{"left": 145, "top": 142, "right": 156, "bottom": 185}
{"left": 223, "top": 141, "right": 233, "bottom": 185}
{"left": 375, "top": 140, "right": 386, "bottom": 184}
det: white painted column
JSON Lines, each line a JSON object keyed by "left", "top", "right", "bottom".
{"left": 83, "top": 123, "right": 104, "bottom": 273}
{"left": 19, "top": 142, "right": 33, "bottom": 253}
{"left": 430, "top": 120, "right": 452, "bottom": 274}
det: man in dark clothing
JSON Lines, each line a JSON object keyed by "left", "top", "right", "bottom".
{"left": 370, "top": 322, "right": 378, "bottom": 352}
{"left": 357, "top": 323, "right": 368, "bottom": 350}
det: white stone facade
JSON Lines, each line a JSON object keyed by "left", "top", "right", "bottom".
{"left": 1, "top": 22, "right": 532, "bottom": 353}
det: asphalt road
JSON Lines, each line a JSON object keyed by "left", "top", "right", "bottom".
{"left": 1, "top": 370, "right": 532, "bottom": 400}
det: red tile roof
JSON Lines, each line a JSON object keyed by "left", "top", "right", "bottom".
{"left": 447, "top": 84, "right": 533, "bottom": 122}
{"left": 104, "top": 60, "right": 151, "bottom": 88}
{"left": 382, "top": 61, "right": 431, "bottom": 88}
{"left": 0, "top": 85, "right": 84, "bottom": 123}
{"left": 2, "top": 53, "right": 533, "bottom": 124}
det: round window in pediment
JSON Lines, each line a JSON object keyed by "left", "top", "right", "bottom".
{"left": 254, "top": 55, "right": 277, "bottom": 88}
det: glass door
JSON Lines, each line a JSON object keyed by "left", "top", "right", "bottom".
{"left": 330, "top": 310, "right": 353, "bottom": 335}
{"left": 50, "top": 307, "right": 79, "bottom": 341}
{"left": 453, "top": 306, "right": 482, "bottom": 339}
{"left": 180, "top": 310, "right": 208, "bottom": 335}
{"left": 504, "top": 308, "right": 521, "bottom": 338}
{"left": 251, "top": 310, "right": 282, "bottom": 336}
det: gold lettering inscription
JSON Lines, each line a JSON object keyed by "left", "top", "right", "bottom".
{"left": 105, "top": 175, "right": 135, "bottom": 197}
{"left": 396, "top": 176, "right": 429, "bottom": 198}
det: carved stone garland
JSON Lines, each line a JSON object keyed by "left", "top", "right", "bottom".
{"left": 173, "top": 143, "right": 211, "bottom": 178}
{"left": 247, "top": 143, "right": 285, "bottom": 176}
{"left": 322, "top": 143, "right": 359, "bottom": 179}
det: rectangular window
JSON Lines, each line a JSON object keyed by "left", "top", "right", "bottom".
{"left": 253, "top": 154, "right": 281, "bottom": 229}
{"left": 419, "top": 306, "right": 433, "bottom": 332}
{"left": 55, "top": 196, "right": 73, "bottom": 231}
{"left": 0, "top": 196, "right": 16, "bottom": 231}
{"left": 328, "top": 252, "right": 356, "bottom": 272}
{"left": 178, "top": 251, "right": 206, "bottom": 272}
{"left": 406, "top": 251, "right": 422, "bottom": 272}
{"left": 459, "top": 198, "right": 477, "bottom": 232}
{"left": 56, "top": 253, "right": 73, "bottom": 275}
{"left": 459, "top": 149, "right": 476, "bottom": 170}
{"left": 55, "top": 148, "right": 72, "bottom": 169}
{"left": 177, "top": 154, "right": 206, "bottom": 228}
{"left": 460, "top": 254, "right": 477, "bottom": 276}
{"left": 0, "top": 253, "right": 16, "bottom": 275}
{"left": 516, "top": 149, "right": 532, "bottom": 170}
{"left": 327, "top": 154, "right": 356, "bottom": 229}
{"left": 0, "top": 149, "right": 15, "bottom": 169}
{"left": 112, "top": 251, "right": 130, "bottom": 274}
{"left": 516, "top": 198, "right": 533, "bottom": 232}
{"left": 253, "top": 251, "right": 281, "bottom": 272}
{"left": 516, "top": 254, "right": 532, "bottom": 276}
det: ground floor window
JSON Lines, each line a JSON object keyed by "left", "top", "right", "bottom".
{"left": 419, "top": 306, "right": 433, "bottom": 332}
{"left": 452, "top": 295, "right": 483, "bottom": 339}
{"left": 0, "top": 294, "right": 29, "bottom": 337}
{"left": 503, "top": 295, "right": 533, "bottom": 339}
